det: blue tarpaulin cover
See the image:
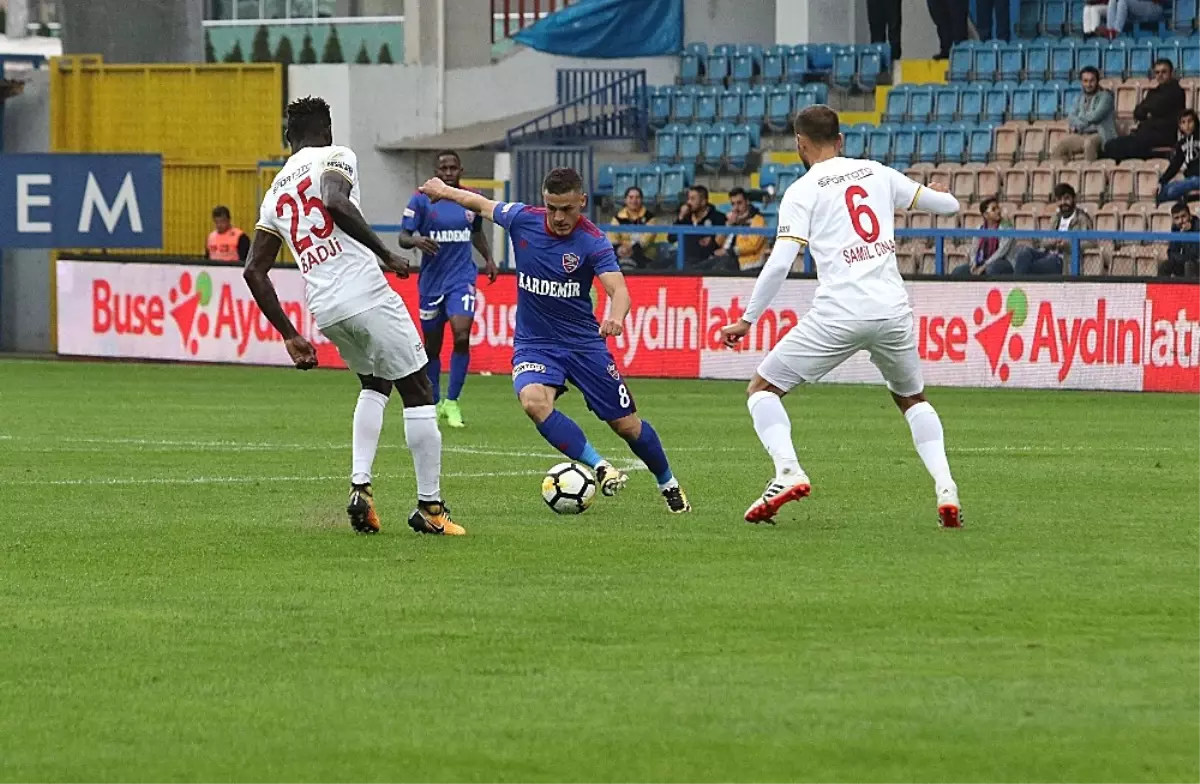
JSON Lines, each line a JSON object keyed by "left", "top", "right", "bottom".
{"left": 513, "top": 0, "right": 683, "bottom": 58}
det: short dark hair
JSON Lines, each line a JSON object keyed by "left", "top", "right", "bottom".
{"left": 794, "top": 104, "right": 840, "bottom": 144}
{"left": 1153, "top": 58, "right": 1174, "bottom": 73}
{"left": 1180, "top": 109, "right": 1199, "bottom": 126}
{"left": 979, "top": 197, "right": 999, "bottom": 215}
{"left": 435, "top": 150, "right": 461, "bottom": 164}
{"left": 1171, "top": 200, "right": 1192, "bottom": 215}
{"left": 1053, "top": 183, "right": 1076, "bottom": 199}
{"left": 623, "top": 185, "right": 643, "bottom": 199}
{"left": 286, "top": 96, "right": 332, "bottom": 144}
{"left": 1079, "top": 65, "right": 1100, "bottom": 80}
{"left": 688, "top": 184, "right": 709, "bottom": 201}
{"left": 212, "top": 205, "right": 231, "bottom": 220}
{"left": 542, "top": 167, "right": 584, "bottom": 194}
{"left": 728, "top": 187, "right": 748, "bottom": 200}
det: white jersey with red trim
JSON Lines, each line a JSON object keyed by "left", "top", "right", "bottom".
{"left": 777, "top": 156, "right": 921, "bottom": 321}
{"left": 256, "top": 145, "right": 391, "bottom": 329}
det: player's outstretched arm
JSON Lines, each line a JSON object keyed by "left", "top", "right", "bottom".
{"left": 597, "top": 271, "right": 630, "bottom": 337}
{"left": 719, "top": 238, "right": 805, "bottom": 347}
{"left": 320, "top": 172, "right": 410, "bottom": 277}
{"left": 242, "top": 230, "right": 317, "bottom": 369}
{"left": 909, "top": 181, "right": 961, "bottom": 216}
{"left": 419, "top": 178, "right": 500, "bottom": 223}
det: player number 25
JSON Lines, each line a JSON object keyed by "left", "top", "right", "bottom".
{"left": 276, "top": 175, "right": 334, "bottom": 253}
{"left": 844, "top": 185, "right": 880, "bottom": 245}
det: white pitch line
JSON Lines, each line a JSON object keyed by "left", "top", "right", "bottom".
{"left": 11, "top": 468, "right": 556, "bottom": 488}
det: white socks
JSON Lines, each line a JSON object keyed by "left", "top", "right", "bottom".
{"left": 351, "top": 389, "right": 389, "bottom": 486}
{"left": 905, "top": 401, "right": 955, "bottom": 492}
{"left": 403, "top": 404, "right": 443, "bottom": 502}
{"left": 747, "top": 390, "right": 805, "bottom": 479}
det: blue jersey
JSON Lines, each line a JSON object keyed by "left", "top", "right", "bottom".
{"left": 492, "top": 202, "right": 620, "bottom": 350}
{"left": 402, "top": 191, "right": 482, "bottom": 298}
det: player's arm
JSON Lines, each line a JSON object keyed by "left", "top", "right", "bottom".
{"left": 597, "top": 271, "right": 630, "bottom": 337}
{"left": 419, "top": 178, "right": 500, "bottom": 222}
{"left": 320, "top": 171, "right": 409, "bottom": 277}
{"left": 471, "top": 213, "right": 498, "bottom": 283}
{"left": 398, "top": 193, "right": 439, "bottom": 256}
{"left": 890, "top": 169, "right": 960, "bottom": 216}
{"left": 242, "top": 229, "right": 317, "bottom": 369}
{"left": 720, "top": 238, "right": 806, "bottom": 347}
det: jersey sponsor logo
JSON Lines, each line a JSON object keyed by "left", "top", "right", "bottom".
{"left": 817, "top": 167, "right": 873, "bottom": 187}
{"left": 512, "top": 361, "right": 547, "bottom": 378}
{"left": 326, "top": 159, "right": 354, "bottom": 178}
{"left": 562, "top": 252, "right": 581, "bottom": 273}
{"left": 431, "top": 228, "right": 472, "bottom": 243}
{"left": 777, "top": 224, "right": 790, "bottom": 234}
{"left": 464, "top": 209, "right": 475, "bottom": 223}
{"left": 518, "top": 272, "right": 581, "bottom": 298}
{"left": 272, "top": 163, "right": 312, "bottom": 194}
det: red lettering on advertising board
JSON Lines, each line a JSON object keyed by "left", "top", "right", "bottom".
{"left": 1142, "top": 283, "right": 1200, "bottom": 392}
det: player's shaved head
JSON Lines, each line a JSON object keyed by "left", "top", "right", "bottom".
{"left": 286, "top": 96, "right": 333, "bottom": 151}
{"left": 793, "top": 105, "right": 842, "bottom": 169}
{"left": 542, "top": 168, "right": 586, "bottom": 236}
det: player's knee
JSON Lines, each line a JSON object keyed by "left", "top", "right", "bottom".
{"left": 608, "top": 414, "right": 641, "bottom": 441}
{"left": 746, "top": 375, "right": 782, "bottom": 398}
{"left": 891, "top": 390, "right": 927, "bottom": 413}
{"left": 451, "top": 330, "right": 471, "bottom": 355}
{"left": 359, "top": 375, "right": 392, "bottom": 396}
{"left": 395, "top": 371, "right": 434, "bottom": 407}
{"left": 518, "top": 387, "right": 554, "bottom": 422}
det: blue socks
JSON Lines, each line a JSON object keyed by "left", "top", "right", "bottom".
{"left": 626, "top": 419, "right": 674, "bottom": 488}
{"left": 448, "top": 351, "right": 469, "bottom": 401}
{"left": 425, "top": 356, "right": 441, "bottom": 404}
{"left": 536, "top": 410, "right": 604, "bottom": 468}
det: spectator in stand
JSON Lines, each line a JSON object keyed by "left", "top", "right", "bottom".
{"left": 951, "top": 198, "right": 1018, "bottom": 276}
{"left": 1096, "top": 0, "right": 1165, "bottom": 38}
{"left": 976, "top": 0, "right": 1012, "bottom": 41}
{"left": 1053, "top": 66, "right": 1116, "bottom": 162}
{"left": 610, "top": 186, "right": 661, "bottom": 270}
{"left": 926, "top": 0, "right": 968, "bottom": 58}
{"left": 1011, "top": 184, "right": 1094, "bottom": 275}
{"left": 1160, "top": 201, "right": 1199, "bottom": 277}
{"left": 205, "top": 206, "right": 249, "bottom": 262}
{"left": 1103, "top": 59, "right": 1186, "bottom": 162}
{"left": 1158, "top": 109, "right": 1200, "bottom": 204}
{"left": 866, "top": 0, "right": 903, "bottom": 61}
{"left": 675, "top": 185, "right": 726, "bottom": 268}
{"left": 697, "top": 187, "right": 767, "bottom": 273}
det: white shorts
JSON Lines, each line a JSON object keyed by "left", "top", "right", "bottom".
{"left": 321, "top": 295, "right": 428, "bottom": 380}
{"left": 756, "top": 312, "right": 924, "bottom": 396}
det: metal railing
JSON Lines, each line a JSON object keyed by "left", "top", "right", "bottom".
{"left": 506, "top": 70, "right": 648, "bottom": 147}
{"left": 491, "top": 0, "right": 572, "bottom": 43}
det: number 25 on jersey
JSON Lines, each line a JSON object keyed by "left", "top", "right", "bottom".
{"left": 276, "top": 175, "right": 342, "bottom": 273}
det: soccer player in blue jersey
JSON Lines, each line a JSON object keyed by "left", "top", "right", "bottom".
{"left": 400, "top": 150, "right": 498, "bottom": 429}
{"left": 419, "top": 167, "right": 691, "bottom": 513}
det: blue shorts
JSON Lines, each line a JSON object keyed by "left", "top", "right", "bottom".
{"left": 512, "top": 347, "right": 636, "bottom": 422}
{"left": 418, "top": 283, "right": 477, "bottom": 327}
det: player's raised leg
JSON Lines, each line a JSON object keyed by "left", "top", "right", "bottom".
{"left": 442, "top": 310, "right": 474, "bottom": 429}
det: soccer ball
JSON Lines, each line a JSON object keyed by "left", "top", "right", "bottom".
{"left": 541, "top": 462, "right": 597, "bottom": 514}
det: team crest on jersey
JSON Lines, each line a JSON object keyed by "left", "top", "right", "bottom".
{"left": 606, "top": 362, "right": 620, "bottom": 380}
{"left": 464, "top": 209, "right": 475, "bottom": 223}
{"left": 562, "top": 252, "right": 581, "bottom": 273}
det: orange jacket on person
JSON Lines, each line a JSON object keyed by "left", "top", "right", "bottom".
{"left": 206, "top": 227, "right": 248, "bottom": 262}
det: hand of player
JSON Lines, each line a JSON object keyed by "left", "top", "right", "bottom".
{"left": 419, "top": 177, "right": 448, "bottom": 202}
{"left": 484, "top": 258, "right": 499, "bottom": 284}
{"left": 598, "top": 319, "right": 624, "bottom": 338}
{"left": 720, "top": 319, "right": 752, "bottom": 349}
{"left": 285, "top": 335, "right": 318, "bottom": 370}
{"left": 414, "top": 236, "right": 440, "bottom": 255}
{"left": 928, "top": 182, "right": 950, "bottom": 193}
{"left": 381, "top": 251, "right": 411, "bottom": 278}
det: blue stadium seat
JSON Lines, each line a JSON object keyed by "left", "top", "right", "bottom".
{"left": 639, "top": 168, "right": 661, "bottom": 202}
{"left": 917, "top": 129, "right": 940, "bottom": 163}
{"left": 1017, "top": 1, "right": 1041, "bottom": 37}
{"left": 706, "top": 53, "right": 730, "bottom": 83}
{"left": 843, "top": 129, "right": 866, "bottom": 159}
{"left": 763, "top": 44, "right": 788, "bottom": 82}
{"left": 613, "top": 167, "right": 637, "bottom": 199}
{"left": 941, "top": 128, "right": 966, "bottom": 164}
{"left": 959, "top": 84, "right": 985, "bottom": 121}
{"left": 1036, "top": 83, "right": 1062, "bottom": 121}
{"left": 1066, "top": 0, "right": 1085, "bottom": 34}
{"left": 1103, "top": 41, "right": 1129, "bottom": 77}
{"left": 712, "top": 43, "right": 736, "bottom": 56}
{"left": 672, "top": 87, "right": 696, "bottom": 122}
{"left": 867, "top": 127, "right": 892, "bottom": 161}
{"left": 1155, "top": 41, "right": 1181, "bottom": 72}
{"left": 858, "top": 50, "right": 883, "bottom": 90}
{"left": 949, "top": 43, "right": 973, "bottom": 81}
{"left": 908, "top": 86, "right": 934, "bottom": 123}
{"left": 968, "top": 126, "right": 993, "bottom": 163}
{"left": 787, "top": 47, "right": 810, "bottom": 81}
{"left": 680, "top": 53, "right": 702, "bottom": 84}
{"left": 1175, "top": 0, "right": 1198, "bottom": 32}
{"left": 1025, "top": 42, "right": 1050, "bottom": 80}
{"left": 999, "top": 43, "right": 1024, "bottom": 81}
{"left": 731, "top": 53, "right": 756, "bottom": 83}
{"left": 868, "top": 42, "right": 892, "bottom": 71}
{"left": 807, "top": 82, "right": 829, "bottom": 104}
{"left": 701, "top": 126, "right": 726, "bottom": 171}
{"left": 719, "top": 88, "right": 742, "bottom": 122}
{"left": 892, "top": 128, "right": 916, "bottom": 168}
{"left": 1043, "top": 0, "right": 1067, "bottom": 33}
{"left": 661, "top": 166, "right": 688, "bottom": 206}
{"left": 776, "top": 167, "right": 801, "bottom": 194}
{"left": 974, "top": 45, "right": 1000, "bottom": 80}
{"left": 882, "top": 86, "right": 908, "bottom": 124}
{"left": 655, "top": 129, "right": 677, "bottom": 163}
{"left": 985, "top": 85, "right": 1011, "bottom": 122}
{"left": 766, "top": 86, "right": 792, "bottom": 130}
{"left": 1075, "top": 43, "right": 1102, "bottom": 75}
{"left": 1183, "top": 41, "right": 1200, "bottom": 77}
{"left": 809, "top": 43, "right": 837, "bottom": 71}
{"left": 792, "top": 83, "right": 817, "bottom": 113}
{"left": 1129, "top": 43, "right": 1153, "bottom": 77}
{"left": 743, "top": 86, "right": 767, "bottom": 123}
{"left": 1011, "top": 84, "right": 1036, "bottom": 121}
{"left": 935, "top": 86, "right": 959, "bottom": 124}
{"left": 696, "top": 86, "right": 719, "bottom": 122}
{"left": 650, "top": 87, "right": 672, "bottom": 127}
{"left": 759, "top": 162, "right": 783, "bottom": 189}
{"left": 596, "top": 163, "right": 616, "bottom": 195}
{"left": 1050, "top": 44, "right": 1075, "bottom": 80}
{"left": 832, "top": 49, "right": 856, "bottom": 88}
{"left": 685, "top": 42, "right": 708, "bottom": 57}
{"left": 727, "top": 127, "right": 752, "bottom": 171}
{"left": 678, "top": 126, "right": 701, "bottom": 162}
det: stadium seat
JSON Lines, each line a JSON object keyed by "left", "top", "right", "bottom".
{"left": 1011, "top": 85, "right": 1036, "bottom": 121}
{"left": 655, "top": 129, "right": 677, "bottom": 163}
{"left": 787, "top": 47, "right": 810, "bottom": 81}
{"left": 707, "top": 52, "right": 730, "bottom": 83}
{"left": 843, "top": 129, "right": 867, "bottom": 158}
{"left": 639, "top": 168, "right": 661, "bottom": 202}
{"left": 868, "top": 126, "right": 892, "bottom": 162}
{"left": 918, "top": 129, "right": 941, "bottom": 163}
{"left": 701, "top": 126, "right": 726, "bottom": 171}
{"left": 672, "top": 87, "right": 696, "bottom": 122}
{"left": 696, "top": 86, "right": 719, "bottom": 122}
{"left": 1066, "top": 0, "right": 1085, "bottom": 34}
{"left": 660, "top": 165, "right": 687, "bottom": 207}
{"left": 1018, "top": 1, "right": 1041, "bottom": 37}
{"left": 959, "top": 85, "right": 986, "bottom": 121}
{"left": 1050, "top": 44, "right": 1075, "bottom": 80}
{"left": 1104, "top": 41, "right": 1130, "bottom": 78}
{"left": 1156, "top": 41, "right": 1181, "bottom": 73}
{"left": 776, "top": 166, "right": 801, "bottom": 194}
{"left": 974, "top": 45, "right": 1000, "bottom": 80}
{"left": 719, "top": 88, "right": 742, "bottom": 122}
{"left": 759, "top": 162, "right": 784, "bottom": 189}
{"left": 949, "top": 43, "right": 973, "bottom": 81}
{"left": 743, "top": 86, "right": 767, "bottom": 124}
{"left": 908, "top": 86, "right": 935, "bottom": 123}
{"left": 1183, "top": 41, "right": 1200, "bottom": 77}
{"left": 995, "top": 124, "right": 1020, "bottom": 163}
{"left": 883, "top": 86, "right": 908, "bottom": 124}
{"left": 892, "top": 128, "right": 917, "bottom": 168}
{"left": 684, "top": 42, "right": 708, "bottom": 58}
{"left": 1110, "top": 164, "right": 1135, "bottom": 203}
{"left": 809, "top": 43, "right": 837, "bottom": 71}
{"left": 1035, "top": 83, "right": 1061, "bottom": 121}
{"left": 1129, "top": 43, "right": 1153, "bottom": 78}
{"left": 858, "top": 49, "right": 884, "bottom": 90}
{"left": 951, "top": 168, "right": 976, "bottom": 202}
{"left": 596, "top": 163, "right": 616, "bottom": 195}
{"left": 793, "top": 83, "right": 817, "bottom": 113}
{"left": 1022, "top": 125, "right": 1048, "bottom": 160}
{"left": 1075, "top": 43, "right": 1102, "bottom": 75}
{"left": 680, "top": 53, "right": 703, "bottom": 84}
{"left": 935, "top": 86, "right": 959, "bottom": 124}
{"left": 1043, "top": 0, "right": 1067, "bottom": 33}
{"left": 727, "top": 127, "right": 752, "bottom": 171}
{"left": 1115, "top": 80, "right": 1141, "bottom": 118}
{"left": 1062, "top": 83, "right": 1082, "bottom": 114}
{"left": 833, "top": 49, "right": 856, "bottom": 88}
{"left": 977, "top": 166, "right": 1002, "bottom": 199}
{"left": 999, "top": 43, "right": 1024, "bottom": 81}
{"left": 1175, "top": 0, "right": 1199, "bottom": 32}
{"left": 1044, "top": 120, "right": 1070, "bottom": 153}
{"left": 613, "top": 167, "right": 638, "bottom": 198}
{"left": 1025, "top": 42, "right": 1050, "bottom": 81}
{"left": 1056, "top": 164, "right": 1082, "bottom": 197}
{"left": 969, "top": 126, "right": 994, "bottom": 163}
{"left": 985, "top": 85, "right": 1011, "bottom": 123}
{"left": 1081, "top": 164, "right": 1108, "bottom": 202}
{"left": 766, "top": 86, "right": 792, "bottom": 130}
{"left": 763, "top": 44, "right": 788, "bottom": 82}
{"left": 942, "top": 128, "right": 967, "bottom": 164}
{"left": 678, "top": 126, "right": 701, "bottom": 162}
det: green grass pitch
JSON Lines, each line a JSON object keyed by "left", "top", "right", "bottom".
{"left": 0, "top": 358, "right": 1196, "bottom": 782}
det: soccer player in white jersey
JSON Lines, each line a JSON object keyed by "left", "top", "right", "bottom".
{"left": 243, "top": 96, "right": 464, "bottom": 537}
{"left": 720, "top": 105, "right": 964, "bottom": 528}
